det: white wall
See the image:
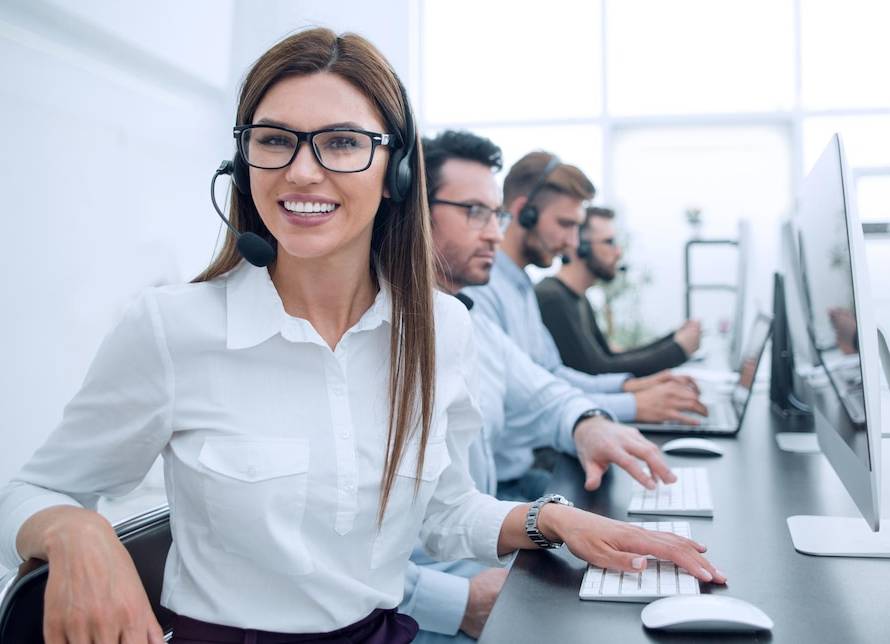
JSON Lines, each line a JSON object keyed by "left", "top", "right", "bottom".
{"left": 0, "top": 0, "right": 414, "bottom": 491}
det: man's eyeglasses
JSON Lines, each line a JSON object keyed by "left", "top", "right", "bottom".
{"left": 234, "top": 125, "right": 397, "bottom": 173}
{"left": 430, "top": 199, "right": 512, "bottom": 233}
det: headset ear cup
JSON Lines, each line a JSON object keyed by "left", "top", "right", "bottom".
{"left": 232, "top": 150, "right": 252, "bottom": 196}
{"left": 395, "top": 157, "right": 413, "bottom": 202}
{"left": 518, "top": 204, "right": 538, "bottom": 229}
{"left": 576, "top": 240, "right": 591, "bottom": 258}
{"left": 386, "top": 148, "right": 409, "bottom": 203}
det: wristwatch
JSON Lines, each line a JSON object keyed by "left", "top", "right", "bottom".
{"left": 525, "top": 493, "right": 574, "bottom": 549}
{"left": 573, "top": 408, "right": 612, "bottom": 435}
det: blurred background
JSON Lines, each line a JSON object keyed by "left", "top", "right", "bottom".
{"left": 1, "top": 0, "right": 888, "bottom": 523}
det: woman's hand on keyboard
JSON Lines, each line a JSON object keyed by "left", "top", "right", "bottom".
{"left": 538, "top": 505, "right": 727, "bottom": 584}
{"left": 574, "top": 418, "right": 675, "bottom": 491}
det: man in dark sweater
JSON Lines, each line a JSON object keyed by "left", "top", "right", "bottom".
{"left": 536, "top": 206, "right": 701, "bottom": 377}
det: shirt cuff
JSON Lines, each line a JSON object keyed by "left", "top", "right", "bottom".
{"left": 471, "top": 498, "right": 524, "bottom": 567}
{"left": 403, "top": 565, "right": 470, "bottom": 635}
{"left": 600, "top": 372, "right": 633, "bottom": 392}
{"left": 603, "top": 393, "right": 637, "bottom": 422}
{"left": 0, "top": 484, "right": 82, "bottom": 569}
{"left": 556, "top": 397, "right": 596, "bottom": 456}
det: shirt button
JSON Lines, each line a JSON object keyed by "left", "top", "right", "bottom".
{"left": 339, "top": 431, "right": 350, "bottom": 440}
{"left": 344, "top": 483, "right": 355, "bottom": 492}
{"left": 332, "top": 385, "right": 346, "bottom": 396}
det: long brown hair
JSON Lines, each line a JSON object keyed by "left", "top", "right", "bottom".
{"left": 194, "top": 29, "right": 436, "bottom": 523}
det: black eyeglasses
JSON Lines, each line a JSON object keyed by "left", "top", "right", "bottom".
{"left": 430, "top": 199, "right": 512, "bottom": 233}
{"left": 233, "top": 125, "right": 396, "bottom": 173}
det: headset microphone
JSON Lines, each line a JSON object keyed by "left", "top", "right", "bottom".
{"left": 210, "top": 161, "right": 276, "bottom": 267}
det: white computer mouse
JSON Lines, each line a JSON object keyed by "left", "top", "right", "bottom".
{"left": 641, "top": 595, "right": 773, "bottom": 633}
{"left": 661, "top": 437, "right": 724, "bottom": 456}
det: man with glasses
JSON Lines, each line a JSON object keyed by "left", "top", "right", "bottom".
{"left": 400, "top": 130, "right": 677, "bottom": 643}
{"left": 536, "top": 206, "right": 701, "bottom": 377}
{"left": 463, "top": 152, "right": 707, "bottom": 502}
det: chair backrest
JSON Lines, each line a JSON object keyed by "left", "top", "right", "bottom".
{"left": 0, "top": 505, "right": 173, "bottom": 643}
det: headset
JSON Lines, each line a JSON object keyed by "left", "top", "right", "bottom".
{"left": 210, "top": 72, "right": 417, "bottom": 267}
{"left": 576, "top": 236, "right": 592, "bottom": 259}
{"left": 517, "top": 155, "right": 561, "bottom": 229}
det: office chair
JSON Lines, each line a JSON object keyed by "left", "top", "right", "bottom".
{"left": 0, "top": 504, "right": 174, "bottom": 643}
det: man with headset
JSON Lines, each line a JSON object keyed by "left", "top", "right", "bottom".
{"left": 463, "top": 151, "right": 707, "bottom": 500}
{"left": 536, "top": 205, "right": 702, "bottom": 377}
{"left": 400, "top": 131, "right": 679, "bottom": 643}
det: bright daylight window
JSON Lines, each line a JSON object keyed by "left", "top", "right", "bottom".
{"left": 420, "top": 0, "right": 890, "bottom": 337}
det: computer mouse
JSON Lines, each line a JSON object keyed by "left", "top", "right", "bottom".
{"left": 641, "top": 595, "right": 773, "bottom": 633}
{"left": 661, "top": 437, "right": 724, "bottom": 456}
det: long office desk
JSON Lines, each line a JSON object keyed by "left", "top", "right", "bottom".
{"left": 479, "top": 394, "right": 890, "bottom": 643}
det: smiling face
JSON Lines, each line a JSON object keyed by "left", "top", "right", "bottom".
{"left": 248, "top": 72, "right": 391, "bottom": 262}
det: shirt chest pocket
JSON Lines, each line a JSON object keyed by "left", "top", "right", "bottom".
{"left": 198, "top": 437, "right": 314, "bottom": 576}
{"left": 370, "top": 439, "right": 451, "bottom": 570}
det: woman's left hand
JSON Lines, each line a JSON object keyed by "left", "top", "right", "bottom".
{"left": 538, "top": 505, "right": 727, "bottom": 584}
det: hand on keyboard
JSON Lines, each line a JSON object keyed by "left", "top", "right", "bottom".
{"left": 633, "top": 381, "right": 709, "bottom": 425}
{"left": 580, "top": 522, "right": 703, "bottom": 601}
{"left": 538, "top": 504, "right": 727, "bottom": 585}
{"left": 623, "top": 369, "right": 700, "bottom": 395}
{"left": 574, "top": 418, "right": 676, "bottom": 491}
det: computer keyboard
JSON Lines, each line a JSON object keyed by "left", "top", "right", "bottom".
{"left": 628, "top": 467, "right": 713, "bottom": 517}
{"left": 688, "top": 397, "right": 735, "bottom": 429}
{"left": 579, "top": 521, "right": 701, "bottom": 602}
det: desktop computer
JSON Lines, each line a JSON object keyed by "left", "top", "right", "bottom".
{"left": 728, "top": 219, "right": 751, "bottom": 371}
{"left": 786, "top": 133, "right": 890, "bottom": 556}
{"left": 769, "top": 271, "right": 813, "bottom": 426}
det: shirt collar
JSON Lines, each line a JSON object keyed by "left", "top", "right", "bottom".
{"left": 226, "top": 261, "right": 392, "bottom": 350}
{"left": 454, "top": 292, "right": 474, "bottom": 310}
{"left": 495, "top": 250, "right": 533, "bottom": 291}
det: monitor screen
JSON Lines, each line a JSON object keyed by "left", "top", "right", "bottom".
{"left": 796, "top": 143, "right": 866, "bottom": 435}
{"left": 794, "top": 133, "right": 882, "bottom": 530}
{"left": 731, "top": 312, "right": 772, "bottom": 420}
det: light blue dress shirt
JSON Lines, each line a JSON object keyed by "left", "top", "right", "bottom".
{"left": 401, "top": 296, "right": 607, "bottom": 638}
{"left": 464, "top": 251, "right": 637, "bottom": 422}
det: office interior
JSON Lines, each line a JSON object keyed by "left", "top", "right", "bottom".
{"left": 1, "top": 0, "right": 889, "bottom": 640}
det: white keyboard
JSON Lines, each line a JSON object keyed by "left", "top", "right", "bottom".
{"left": 687, "top": 397, "right": 735, "bottom": 429}
{"left": 628, "top": 467, "right": 713, "bottom": 517}
{"left": 579, "top": 521, "right": 701, "bottom": 602}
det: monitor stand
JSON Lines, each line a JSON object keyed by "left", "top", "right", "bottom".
{"left": 787, "top": 516, "right": 890, "bottom": 557}
{"left": 786, "top": 327, "right": 890, "bottom": 557}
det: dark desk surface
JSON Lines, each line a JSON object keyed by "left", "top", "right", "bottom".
{"left": 479, "top": 394, "right": 890, "bottom": 643}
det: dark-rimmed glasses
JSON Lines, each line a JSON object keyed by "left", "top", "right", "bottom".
{"left": 233, "top": 125, "right": 397, "bottom": 173}
{"left": 430, "top": 199, "right": 512, "bottom": 233}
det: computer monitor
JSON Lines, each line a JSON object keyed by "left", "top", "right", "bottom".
{"left": 779, "top": 220, "right": 820, "bottom": 369}
{"left": 728, "top": 219, "right": 750, "bottom": 370}
{"left": 769, "top": 272, "right": 813, "bottom": 425}
{"left": 787, "top": 134, "right": 890, "bottom": 556}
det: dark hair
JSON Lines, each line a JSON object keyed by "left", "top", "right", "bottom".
{"left": 421, "top": 130, "right": 503, "bottom": 199}
{"left": 503, "top": 151, "right": 595, "bottom": 209}
{"left": 584, "top": 205, "right": 615, "bottom": 227}
{"left": 194, "top": 28, "right": 436, "bottom": 524}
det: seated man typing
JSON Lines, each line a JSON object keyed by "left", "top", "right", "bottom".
{"left": 400, "top": 131, "right": 685, "bottom": 642}
{"left": 535, "top": 205, "right": 701, "bottom": 377}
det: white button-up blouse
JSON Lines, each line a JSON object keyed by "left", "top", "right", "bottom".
{"left": 0, "top": 262, "right": 518, "bottom": 632}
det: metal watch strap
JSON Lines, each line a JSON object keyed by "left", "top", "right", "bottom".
{"left": 525, "top": 493, "right": 574, "bottom": 549}
{"left": 573, "top": 408, "right": 612, "bottom": 435}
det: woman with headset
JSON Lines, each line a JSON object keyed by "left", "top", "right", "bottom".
{"left": 0, "top": 29, "right": 723, "bottom": 643}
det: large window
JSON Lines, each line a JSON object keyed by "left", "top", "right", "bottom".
{"left": 420, "top": 0, "right": 890, "bottom": 339}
